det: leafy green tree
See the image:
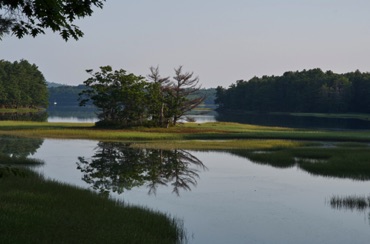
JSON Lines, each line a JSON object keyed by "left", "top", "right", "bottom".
{"left": 79, "top": 66, "right": 149, "bottom": 127}
{"left": 0, "top": 0, "right": 105, "bottom": 40}
{"left": 147, "top": 66, "right": 171, "bottom": 127}
{"left": 79, "top": 65, "right": 205, "bottom": 128}
{"left": 215, "top": 68, "right": 370, "bottom": 114}
{"left": 0, "top": 59, "right": 48, "bottom": 109}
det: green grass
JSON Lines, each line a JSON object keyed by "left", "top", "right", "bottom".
{"left": 1, "top": 121, "right": 370, "bottom": 146}
{"left": 228, "top": 144, "right": 370, "bottom": 180}
{"left": 0, "top": 168, "right": 185, "bottom": 244}
{"left": 0, "top": 108, "right": 44, "bottom": 113}
{"left": 131, "top": 139, "right": 306, "bottom": 150}
{"left": 274, "top": 112, "right": 370, "bottom": 121}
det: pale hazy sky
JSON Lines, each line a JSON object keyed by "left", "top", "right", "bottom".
{"left": 2, "top": 0, "right": 370, "bottom": 88}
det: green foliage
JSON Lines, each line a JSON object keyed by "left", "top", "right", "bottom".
{"left": 0, "top": 59, "right": 48, "bottom": 109}
{"left": 79, "top": 66, "right": 149, "bottom": 127}
{"left": 0, "top": 0, "right": 105, "bottom": 40}
{"left": 216, "top": 68, "right": 370, "bottom": 114}
{"left": 79, "top": 65, "right": 204, "bottom": 128}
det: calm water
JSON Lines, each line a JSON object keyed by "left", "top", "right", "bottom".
{"left": 7, "top": 137, "right": 369, "bottom": 244}
{"left": 217, "top": 112, "right": 370, "bottom": 130}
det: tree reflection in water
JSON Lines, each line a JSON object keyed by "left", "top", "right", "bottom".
{"left": 77, "top": 142, "right": 207, "bottom": 196}
{"left": 0, "top": 136, "right": 44, "bottom": 159}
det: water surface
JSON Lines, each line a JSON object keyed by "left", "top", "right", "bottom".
{"left": 19, "top": 138, "right": 370, "bottom": 244}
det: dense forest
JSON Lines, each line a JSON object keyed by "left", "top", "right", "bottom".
{"left": 0, "top": 60, "right": 48, "bottom": 109}
{"left": 215, "top": 69, "right": 370, "bottom": 114}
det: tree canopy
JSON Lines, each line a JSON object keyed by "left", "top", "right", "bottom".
{"left": 0, "top": 59, "right": 48, "bottom": 109}
{"left": 216, "top": 69, "right": 370, "bottom": 114}
{"left": 79, "top": 66, "right": 205, "bottom": 128}
{"left": 0, "top": 0, "right": 105, "bottom": 40}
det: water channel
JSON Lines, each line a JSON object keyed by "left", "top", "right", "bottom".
{"left": 4, "top": 136, "right": 370, "bottom": 244}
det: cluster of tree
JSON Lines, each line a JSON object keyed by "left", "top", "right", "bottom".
{"left": 79, "top": 66, "right": 205, "bottom": 127}
{"left": 216, "top": 69, "right": 370, "bottom": 114}
{"left": 77, "top": 142, "right": 206, "bottom": 196}
{"left": 0, "top": 59, "right": 48, "bottom": 109}
{"left": 0, "top": 0, "right": 105, "bottom": 40}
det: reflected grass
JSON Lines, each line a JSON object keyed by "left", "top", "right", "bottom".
{"left": 0, "top": 168, "right": 186, "bottom": 243}
{"left": 330, "top": 195, "right": 370, "bottom": 211}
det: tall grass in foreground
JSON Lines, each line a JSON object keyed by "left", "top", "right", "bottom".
{"left": 0, "top": 168, "right": 186, "bottom": 244}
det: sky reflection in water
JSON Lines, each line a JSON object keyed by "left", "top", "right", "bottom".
{"left": 7, "top": 138, "right": 369, "bottom": 244}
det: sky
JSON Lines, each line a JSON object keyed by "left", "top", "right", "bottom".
{"left": 2, "top": 0, "right": 370, "bottom": 88}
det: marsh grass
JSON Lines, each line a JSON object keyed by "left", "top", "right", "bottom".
{"left": 131, "top": 139, "right": 306, "bottom": 150}
{"left": 0, "top": 168, "right": 186, "bottom": 244}
{"left": 288, "top": 112, "right": 370, "bottom": 121}
{"left": 230, "top": 150, "right": 295, "bottom": 168}
{"left": 228, "top": 146, "right": 370, "bottom": 180}
{"left": 0, "top": 108, "right": 43, "bottom": 113}
{"left": 1, "top": 121, "right": 370, "bottom": 145}
{"left": 297, "top": 148, "right": 370, "bottom": 180}
{"left": 330, "top": 195, "right": 370, "bottom": 211}
{"left": 334, "top": 142, "right": 370, "bottom": 148}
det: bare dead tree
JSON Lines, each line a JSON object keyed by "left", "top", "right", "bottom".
{"left": 167, "top": 66, "right": 205, "bottom": 125}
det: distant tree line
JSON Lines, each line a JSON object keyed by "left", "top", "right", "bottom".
{"left": 49, "top": 85, "right": 215, "bottom": 107}
{"left": 48, "top": 85, "right": 88, "bottom": 106}
{"left": 0, "top": 60, "right": 48, "bottom": 109}
{"left": 215, "top": 69, "right": 370, "bottom": 114}
{"left": 79, "top": 66, "right": 205, "bottom": 128}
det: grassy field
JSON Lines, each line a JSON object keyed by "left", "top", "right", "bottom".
{"left": 0, "top": 164, "right": 185, "bottom": 244}
{"left": 1, "top": 121, "right": 370, "bottom": 148}
{"left": 287, "top": 112, "right": 370, "bottom": 121}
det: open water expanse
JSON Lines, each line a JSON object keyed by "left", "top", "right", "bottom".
{"left": 8, "top": 137, "right": 369, "bottom": 244}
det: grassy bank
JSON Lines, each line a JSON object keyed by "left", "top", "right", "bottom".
{"left": 0, "top": 166, "right": 185, "bottom": 244}
{"left": 286, "top": 112, "right": 370, "bottom": 121}
{"left": 0, "top": 108, "right": 44, "bottom": 113}
{"left": 228, "top": 143, "right": 370, "bottom": 180}
{"left": 1, "top": 121, "right": 370, "bottom": 147}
